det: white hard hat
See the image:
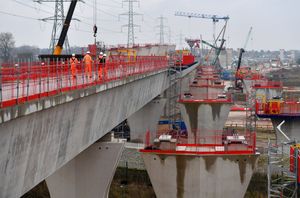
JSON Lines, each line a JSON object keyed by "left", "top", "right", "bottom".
{"left": 100, "top": 52, "right": 103, "bottom": 55}
{"left": 86, "top": 51, "right": 90, "bottom": 54}
{"left": 103, "top": 54, "right": 107, "bottom": 57}
{"left": 72, "top": 53, "right": 75, "bottom": 57}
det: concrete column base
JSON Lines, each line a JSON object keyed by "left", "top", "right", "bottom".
{"left": 46, "top": 141, "right": 124, "bottom": 198}
{"left": 128, "top": 97, "right": 167, "bottom": 142}
{"left": 180, "top": 102, "right": 232, "bottom": 144}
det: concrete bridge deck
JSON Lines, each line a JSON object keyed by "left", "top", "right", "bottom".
{"left": 0, "top": 59, "right": 198, "bottom": 197}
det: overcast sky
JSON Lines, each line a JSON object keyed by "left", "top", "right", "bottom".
{"left": 0, "top": 0, "right": 299, "bottom": 51}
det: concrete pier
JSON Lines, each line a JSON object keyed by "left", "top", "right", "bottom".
{"left": 180, "top": 102, "right": 232, "bottom": 143}
{"left": 46, "top": 140, "right": 124, "bottom": 198}
{"left": 142, "top": 153, "right": 258, "bottom": 198}
{"left": 128, "top": 97, "right": 167, "bottom": 142}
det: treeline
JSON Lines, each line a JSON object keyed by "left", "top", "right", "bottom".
{"left": 0, "top": 32, "right": 84, "bottom": 63}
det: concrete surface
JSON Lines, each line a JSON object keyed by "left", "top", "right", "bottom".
{"left": 46, "top": 141, "right": 124, "bottom": 198}
{"left": 128, "top": 97, "right": 167, "bottom": 142}
{"left": 271, "top": 117, "right": 300, "bottom": 143}
{"left": 0, "top": 63, "right": 198, "bottom": 198}
{"left": 142, "top": 153, "right": 258, "bottom": 198}
{"left": 180, "top": 102, "right": 232, "bottom": 144}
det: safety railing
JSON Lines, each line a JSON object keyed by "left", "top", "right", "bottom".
{"left": 255, "top": 100, "right": 300, "bottom": 115}
{"left": 0, "top": 56, "right": 168, "bottom": 108}
{"left": 179, "top": 91, "right": 232, "bottom": 103}
{"left": 141, "top": 129, "right": 256, "bottom": 155}
{"left": 252, "top": 80, "right": 283, "bottom": 88}
{"left": 235, "top": 69, "right": 262, "bottom": 80}
{"left": 191, "top": 78, "right": 225, "bottom": 87}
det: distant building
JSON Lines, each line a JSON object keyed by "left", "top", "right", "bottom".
{"left": 226, "top": 48, "right": 233, "bottom": 66}
{"left": 290, "top": 50, "right": 296, "bottom": 63}
{"left": 279, "top": 49, "right": 285, "bottom": 62}
{"left": 218, "top": 48, "right": 233, "bottom": 68}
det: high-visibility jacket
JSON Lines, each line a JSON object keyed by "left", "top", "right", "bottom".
{"left": 98, "top": 56, "right": 107, "bottom": 79}
{"left": 70, "top": 57, "right": 78, "bottom": 77}
{"left": 83, "top": 54, "right": 93, "bottom": 66}
{"left": 83, "top": 54, "right": 93, "bottom": 77}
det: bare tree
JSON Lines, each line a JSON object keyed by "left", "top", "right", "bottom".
{"left": 0, "top": 32, "right": 15, "bottom": 62}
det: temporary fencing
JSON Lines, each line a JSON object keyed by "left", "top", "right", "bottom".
{"left": 0, "top": 56, "right": 168, "bottom": 108}
{"left": 141, "top": 129, "right": 256, "bottom": 155}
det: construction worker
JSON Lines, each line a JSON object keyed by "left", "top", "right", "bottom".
{"left": 69, "top": 54, "right": 78, "bottom": 80}
{"left": 83, "top": 51, "right": 93, "bottom": 79}
{"left": 98, "top": 52, "right": 106, "bottom": 80}
{"left": 103, "top": 53, "right": 107, "bottom": 79}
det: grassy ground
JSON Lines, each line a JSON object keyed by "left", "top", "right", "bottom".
{"left": 21, "top": 181, "right": 50, "bottom": 198}
{"left": 109, "top": 168, "right": 155, "bottom": 198}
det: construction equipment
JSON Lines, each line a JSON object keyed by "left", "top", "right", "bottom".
{"left": 234, "top": 48, "right": 245, "bottom": 92}
{"left": 175, "top": 11, "right": 229, "bottom": 42}
{"left": 234, "top": 27, "right": 253, "bottom": 93}
{"left": 267, "top": 140, "right": 298, "bottom": 198}
{"left": 243, "top": 27, "right": 253, "bottom": 49}
{"left": 53, "top": 0, "right": 78, "bottom": 55}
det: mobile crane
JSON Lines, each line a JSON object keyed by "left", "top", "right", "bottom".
{"left": 39, "top": 0, "right": 79, "bottom": 59}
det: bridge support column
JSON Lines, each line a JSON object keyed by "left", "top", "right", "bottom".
{"left": 180, "top": 102, "right": 232, "bottom": 143}
{"left": 128, "top": 96, "right": 167, "bottom": 142}
{"left": 46, "top": 138, "right": 124, "bottom": 198}
{"left": 271, "top": 117, "right": 300, "bottom": 143}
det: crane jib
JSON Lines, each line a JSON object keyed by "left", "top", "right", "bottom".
{"left": 53, "top": 0, "right": 78, "bottom": 55}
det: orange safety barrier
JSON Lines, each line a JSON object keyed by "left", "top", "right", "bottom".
{"left": 0, "top": 56, "right": 168, "bottom": 108}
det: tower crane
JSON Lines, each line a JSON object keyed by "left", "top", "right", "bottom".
{"left": 175, "top": 11, "right": 229, "bottom": 42}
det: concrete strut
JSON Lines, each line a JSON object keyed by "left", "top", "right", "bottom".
{"left": 180, "top": 102, "right": 232, "bottom": 144}
{"left": 0, "top": 63, "right": 199, "bottom": 198}
{"left": 128, "top": 97, "right": 167, "bottom": 142}
{"left": 46, "top": 141, "right": 124, "bottom": 198}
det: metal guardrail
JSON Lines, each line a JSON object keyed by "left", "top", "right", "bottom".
{"left": 0, "top": 56, "right": 168, "bottom": 108}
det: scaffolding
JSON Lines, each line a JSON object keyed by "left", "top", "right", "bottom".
{"left": 246, "top": 89, "right": 256, "bottom": 132}
{"left": 164, "top": 51, "right": 182, "bottom": 130}
{"left": 267, "top": 140, "right": 298, "bottom": 198}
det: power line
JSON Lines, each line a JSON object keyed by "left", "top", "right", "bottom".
{"left": 84, "top": 1, "right": 125, "bottom": 20}
{"left": 156, "top": 15, "right": 168, "bottom": 44}
{"left": 36, "top": 0, "right": 73, "bottom": 53}
{"left": 84, "top": 0, "right": 123, "bottom": 9}
{"left": 119, "top": 0, "right": 143, "bottom": 47}
{"left": 12, "top": 0, "right": 54, "bottom": 14}
{"left": 0, "top": 10, "right": 38, "bottom": 20}
{"left": 0, "top": 8, "right": 96, "bottom": 35}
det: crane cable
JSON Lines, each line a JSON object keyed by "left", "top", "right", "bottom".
{"left": 93, "top": 0, "right": 98, "bottom": 40}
